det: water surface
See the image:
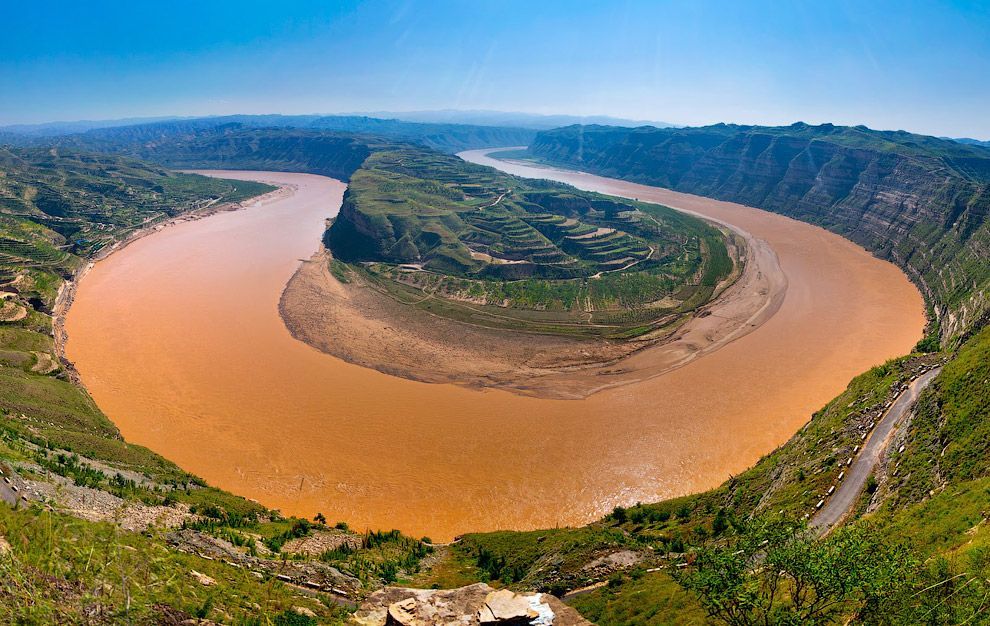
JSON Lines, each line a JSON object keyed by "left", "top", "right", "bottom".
{"left": 65, "top": 163, "right": 925, "bottom": 540}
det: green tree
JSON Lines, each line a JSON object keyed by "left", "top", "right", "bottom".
{"left": 675, "top": 519, "right": 918, "bottom": 625}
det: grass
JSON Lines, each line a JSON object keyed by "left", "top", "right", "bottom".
{"left": 566, "top": 571, "right": 706, "bottom": 626}
{"left": 884, "top": 325, "right": 990, "bottom": 505}
{"left": 875, "top": 477, "right": 990, "bottom": 557}
{"left": 0, "top": 504, "right": 342, "bottom": 624}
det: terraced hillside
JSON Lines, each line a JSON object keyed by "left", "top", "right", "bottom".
{"left": 326, "top": 146, "right": 734, "bottom": 338}
{"left": 528, "top": 122, "right": 990, "bottom": 343}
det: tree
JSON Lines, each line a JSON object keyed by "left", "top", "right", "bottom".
{"left": 313, "top": 512, "right": 327, "bottom": 525}
{"left": 674, "top": 518, "right": 918, "bottom": 625}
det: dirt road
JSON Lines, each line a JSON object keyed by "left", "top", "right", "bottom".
{"left": 811, "top": 367, "right": 942, "bottom": 532}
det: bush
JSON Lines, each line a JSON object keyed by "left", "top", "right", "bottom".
{"left": 866, "top": 475, "right": 879, "bottom": 494}
{"left": 274, "top": 610, "right": 317, "bottom": 626}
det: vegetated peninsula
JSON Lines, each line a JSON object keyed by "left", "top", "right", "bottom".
{"left": 279, "top": 143, "right": 752, "bottom": 396}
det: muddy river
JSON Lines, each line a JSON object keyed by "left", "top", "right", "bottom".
{"left": 64, "top": 154, "right": 925, "bottom": 540}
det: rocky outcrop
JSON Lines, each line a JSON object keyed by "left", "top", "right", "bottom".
{"left": 352, "top": 583, "right": 592, "bottom": 626}
{"left": 166, "top": 529, "right": 361, "bottom": 597}
{"left": 531, "top": 123, "right": 990, "bottom": 341}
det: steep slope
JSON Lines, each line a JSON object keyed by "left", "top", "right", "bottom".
{"left": 529, "top": 123, "right": 990, "bottom": 342}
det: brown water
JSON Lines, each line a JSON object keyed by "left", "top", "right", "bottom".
{"left": 65, "top": 160, "right": 925, "bottom": 540}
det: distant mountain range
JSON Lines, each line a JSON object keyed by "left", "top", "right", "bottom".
{"left": 0, "top": 109, "right": 674, "bottom": 141}
{"left": 2, "top": 114, "right": 537, "bottom": 154}
{"left": 347, "top": 109, "right": 675, "bottom": 130}
{"left": 0, "top": 116, "right": 183, "bottom": 137}
{"left": 953, "top": 137, "right": 990, "bottom": 147}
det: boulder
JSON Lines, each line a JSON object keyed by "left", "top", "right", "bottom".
{"left": 189, "top": 570, "right": 216, "bottom": 586}
{"left": 478, "top": 588, "right": 545, "bottom": 625}
{"left": 352, "top": 583, "right": 591, "bottom": 626}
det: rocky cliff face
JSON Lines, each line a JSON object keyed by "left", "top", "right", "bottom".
{"left": 531, "top": 123, "right": 990, "bottom": 340}
{"left": 118, "top": 128, "right": 376, "bottom": 182}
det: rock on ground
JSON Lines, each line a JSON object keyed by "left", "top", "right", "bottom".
{"left": 351, "top": 583, "right": 592, "bottom": 626}
{"left": 190, "top": 570, "right": 217, "bottom": 586}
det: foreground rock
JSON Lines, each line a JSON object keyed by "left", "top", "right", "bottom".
{"left": 352, "top": 583, "right": 591, "bottom": 625}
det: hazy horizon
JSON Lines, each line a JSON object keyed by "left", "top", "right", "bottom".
{"left": 3, "top": 1, "right": 989, "bottom": 139}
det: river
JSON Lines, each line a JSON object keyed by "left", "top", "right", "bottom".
{"left": 63, "top": 155, "right": 925, "bottom": 540}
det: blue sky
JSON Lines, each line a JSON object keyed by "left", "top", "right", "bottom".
{"left": 2, "top": 0, "right": 989, "bottom": 138}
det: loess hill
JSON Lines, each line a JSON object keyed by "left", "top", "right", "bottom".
{"left": 325, "top": 145, "right": 734, "bottom": 338}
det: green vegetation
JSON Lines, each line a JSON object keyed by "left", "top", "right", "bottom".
{"left": 459, "top": 527, "right": 631, "bottom": 590}
{"left": 0, "top": 505, "right": 342, "bottom": 624}
{"left": 326, "top": 145, "right": 734, "bottom": 338}
{"left": 674, "top": 516, "right": 990, "bottom": 625}
{"left": 567, "top": 571, "right": 707, "bottom": 626}
{"left": 0, "top": 147, "right": 271, "bottom": 261}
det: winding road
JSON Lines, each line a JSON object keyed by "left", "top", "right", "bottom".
{"left": 811, "top": 366, "right": 942, "bottom": 532}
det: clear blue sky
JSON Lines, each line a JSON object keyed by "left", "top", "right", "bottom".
{"left": 2, "top": 0, "right": 989, "bottom": 138}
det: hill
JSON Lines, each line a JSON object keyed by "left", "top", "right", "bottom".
{"left": 954, "top": 137, "right": 990, "bottom": 148}
{"left": 0, "top": 116, "right": 182, "bottom": 138}
{"left": 16, "top": 114, "right": 537, "bottom": 155}
{"left": 528, "top": 122, "right": 990, "bottom": 343}
{"left": 352, "top": 109, "right": 675, "bottom": 130}
{"left": 325, "top": 143, "right": 732, "bottom": 339}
